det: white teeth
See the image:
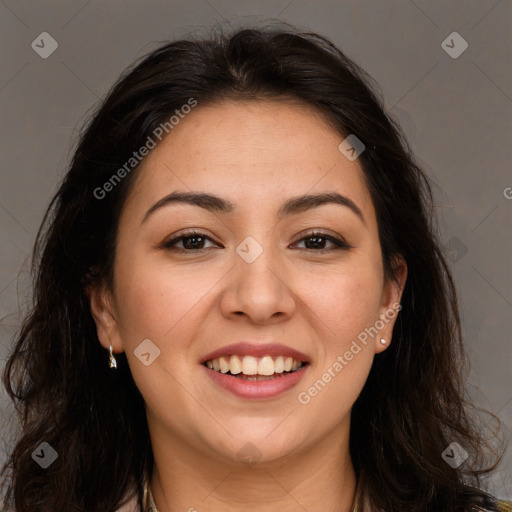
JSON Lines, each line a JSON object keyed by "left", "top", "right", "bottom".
{"left": 258, "top": 356, "right": 274, "bottom": 376}
{"left": 205, "top": 355, "right": 305, "bottom": 376}
{"left": 229, "top": 355, "right": 242, "bottom": 375}
{"left": 274, "top": 356, "right": 284, "bottom": 373}
{"left": 242, "top": 355, "right": 258, "bottom": 375}
{"left": 219, "top": 356, "right": 230, "bottom": 374}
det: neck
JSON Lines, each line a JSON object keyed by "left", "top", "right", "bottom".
{"left": 148, "top": 419, "right": 357, "bottom": 512}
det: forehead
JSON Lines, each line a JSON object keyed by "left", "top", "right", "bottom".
{"left": 124, "top": 99, "right": 375, "bottom": 220}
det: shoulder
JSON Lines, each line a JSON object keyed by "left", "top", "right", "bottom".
{"left": 115, "top": 493, "right": 140, "bottom": 512}
{"left": 497, "top": 500, "right": 512, "bottom": 512}
{"left": 356, "top": 493, "right": 512, "bottom": 511}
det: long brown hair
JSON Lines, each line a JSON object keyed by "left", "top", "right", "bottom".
{"left": 1, "top": 24, "right": 505, "bottom": 511}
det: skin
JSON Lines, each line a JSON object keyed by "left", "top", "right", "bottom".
{"left": 88, "top": 99, "right": 407, "bottom": 512}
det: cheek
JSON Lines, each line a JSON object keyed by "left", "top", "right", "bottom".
{"left": 294, "top": 268, "right": 380, "bottom": 425}
{"left": 112, "top": 247, "right": 222, "bottom": 346}
{"left": 111, "top": 252, "right": 220, "bottom": 411}
{"left": 300, "top": 262, "right": 383, "bottom": 346}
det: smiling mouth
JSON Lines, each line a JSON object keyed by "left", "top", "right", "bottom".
{"left": 203, "top": 354, "right": 309, "bottom": 380}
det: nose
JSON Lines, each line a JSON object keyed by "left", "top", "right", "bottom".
{"left": 219, "top": 243, "right": 296, "bottom": 325}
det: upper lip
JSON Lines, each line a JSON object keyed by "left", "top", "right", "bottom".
{"left": 200, "top": 342, "right": 310, "bottom": 364}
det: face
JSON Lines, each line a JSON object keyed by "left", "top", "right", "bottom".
{"left": 89, "top": 99, "right": 406, "bottom": 466}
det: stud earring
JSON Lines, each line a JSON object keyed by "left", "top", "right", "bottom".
{"left": 108, "top": 343, "right": 117, "bottom": 369}
{"left": 380, "top": 338, "right": 387, "bottom": 345}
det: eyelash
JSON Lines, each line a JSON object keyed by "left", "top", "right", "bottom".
{"left": 162, "top": 229, "right": 351, "bottom": 252}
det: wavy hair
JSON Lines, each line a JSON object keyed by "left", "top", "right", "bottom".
{"left": 1, "top": 24, "right": 505, "bottom": 512}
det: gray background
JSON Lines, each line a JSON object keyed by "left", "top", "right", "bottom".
{"left": 0, "top": 0, "right": 510, "bottom": 501}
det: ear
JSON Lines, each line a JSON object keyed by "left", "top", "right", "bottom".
{"left": 84, "top": 280, "right": 124, "bottom": 354}
{"left": 374, "top": 255, "right": 407, "bottom": 354}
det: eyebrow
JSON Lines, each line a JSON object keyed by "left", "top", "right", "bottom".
{"left": 141, "top": 191, "right": 365, "bottom": 225}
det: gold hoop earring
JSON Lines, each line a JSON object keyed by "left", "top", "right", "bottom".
{"left": 108, "top": 343, "right": 117, "bottom": 369}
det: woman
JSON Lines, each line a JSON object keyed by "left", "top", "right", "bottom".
{"left": 1, "top": 25, "right": 510, "bottom": 512}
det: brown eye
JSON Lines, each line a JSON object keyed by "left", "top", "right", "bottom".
{"left": 293, "top": 231, "right": 350, "bottom": 251}
{"left": 163, "top": 231, "right": 219, "bottom": 251}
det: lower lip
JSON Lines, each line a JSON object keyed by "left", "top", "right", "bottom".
{"left": 202, "top": 363, "right": 309, "bottom": 400}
